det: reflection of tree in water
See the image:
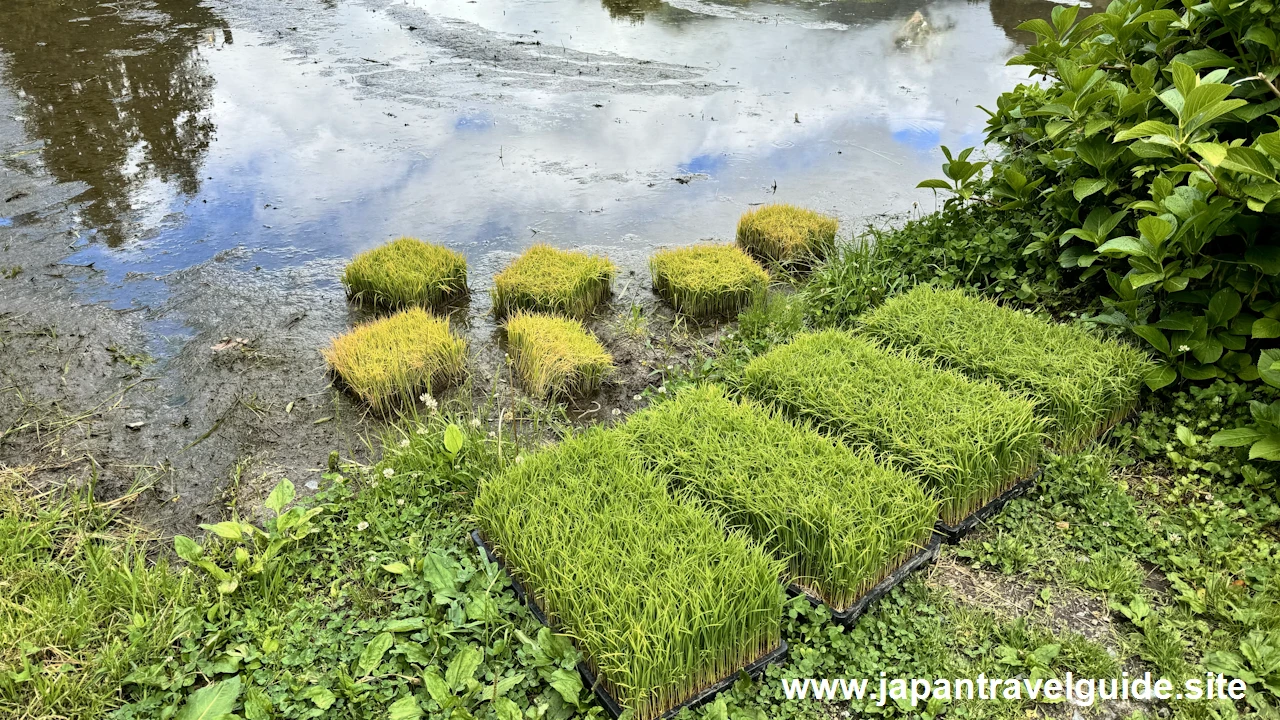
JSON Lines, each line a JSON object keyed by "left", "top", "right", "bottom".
{"left": 0, "top": 0, "right": 226, "bottom": 245}
{"left": 601, "top": 0, "right": 668, "bottom": 23}
{"left": 989, "top": 0, "right": 1097, "bottom": 46}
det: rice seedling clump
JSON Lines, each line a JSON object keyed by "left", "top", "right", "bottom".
{"left": 649, "top": 243, "right": 769, "bottom": 317}
{"left": 491, "top": 244, "right": 616, "bottom": 318}
{"left": 620, "top": 385, "right": 937, "bottom": 612}
{"left": 472, "top": 429, "right": 784, "bottom": 720}
{"left": 862, "top": 286, "right": 1153, "bottom": 449}
{"left": 742, "top": 330, "right": 1043, "bottom": 526}
{"left": 341, "top": 236, "right": 468, "bottom": 309}
{"left": 736, "top": 204, "right": 838, "bottom": 265}
{"left": 322, "top": 307, "right": 467, "bottom": 412}
{"left": 505, "top": 311, "right": 614, "bottom": 398}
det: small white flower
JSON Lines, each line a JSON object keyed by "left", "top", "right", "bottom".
{"left": 356, "top": 521, "right": 369, "bottom": 531}
{"left": 382, "top": 467, "right": 394, "bottom": 479}
{"left": 1177, "top": 344, "right": 1191, "bottom": 353}
{"left": 470, "top": 417, "right": 482, "bottom": 428}
{"left": 612, "top": 408, "right": 621, "bottom": 416}
{"left": 633, "top": 394, "right": 642, "bottom": 402}
{"left": 415, "top": 425, "right": 428, "bottom": 435}
{"left": 666, "top": 364, "right": 673, "bottom": 370}
{"left": 397, "top": 498, "right": 405, "bottom": 507}
{"left": 514, "top": 455, "right": 525, "bottom": 464}
{"left": 399, "top": 438, "right": 410, "bottom": 448}
{"left": 419, "top": 394, "right": 438, "bottom": 412}
{"left": 658, "top": 386, "right": 667, "bottom": 394}
{"left": 488, "top": 431, "right": 496, "bottom": 438}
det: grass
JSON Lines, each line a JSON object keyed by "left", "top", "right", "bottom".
{"left": 862, "top": 286, "right": 1153, "bottom": 450}
{"left": 491, "top": 245, "right": 616, "bottom": 319}
{"left": 322, "top": 307, "right": 468, "bottom": 412}
{"left": 504, "top": 311, "right": 614, "bottom": 398}
{"left": 736, "top": 204, "right": 838, "bottom": 266}
{"left": 620, "top": 385, "right": 937, "bottom": 612}
{"left": 0, "top": 470, "right": 189, "bottom": 720}
{"left": 649, "top": 243, "right": 769, "bottom": 317}
{"left": 742, "top": 330, "right": 1043, "bottom": 526}
{"left": 472, "top": 428, "right": 785, "bottom": 720}
{"left": 341, "top": 237, "right": 468, "bottom": 309}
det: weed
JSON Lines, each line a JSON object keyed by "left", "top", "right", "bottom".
{"left": 736, "top": 204, "right": 837, "bottom": 267}
{"left": 491, "top": 245, "right": 616, "bottom": 319}
{"left": 504, "top": 311, "right": 614, "bottom": 398}
{"left": 1067, "top": 548, "right": 1143, "bottom": 599}
{"left": 863, "top": 286, "right": 1153, "bottom": 449}
{"left": 743, "top": 330, "right": 1043, "bottom": 525}
{"left": 620, "top": 385, "right": 936, "bottom": 612}
{"left": 322, "top": 307, "right": 468, "bottom": 412}
{"left": 802, "top": 240, "right": 912, "bottom": 328}
{"left": 341, "top": 236, "right": 468, "bottom": 310}
{"left": 473, "top": 428, "right": 784, "bottom": 720}
{"left": 649, "top": 243, "right": 769, "bottom": 317}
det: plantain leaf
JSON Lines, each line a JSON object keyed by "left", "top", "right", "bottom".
{"left": 175, "top": 677, "right": 242, "bottom": 720}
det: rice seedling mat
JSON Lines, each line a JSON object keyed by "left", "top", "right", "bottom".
{"left": 736, "top": 204, "right": 838, "bottom": 266}
{"left": 648, "top": 243, "right": 769, "bottom": 317}
{"left": 862, "top": 285, "right": 1152, "bottom": 450}
{"left": 472, "top": 429, "right": 785, "bottom": 720}
{"left": 934, "top": 468, "right": 1042, "bottom": 543}
{"left": 787, "top": 534, "right": 941, "bottom": 625}
{"left": 341, "top": 236, "right": 468, "bottom": 309}
{"left": 321, "top": 307, "right": 467, "bottom": 412}
{"left": 471, "top": 530, "right": 788, "bottom": 720}
{"left": 742, "top": 330, "right": 1043, "bottom": 527}
{"left": 491, "top": 244, "right": 616, "bottom": 318}
{"left": 621, "top": 385, "right": 937, "bottom": 614}
{"left": 504, "top": 311, "right": 614, "bottom": 398}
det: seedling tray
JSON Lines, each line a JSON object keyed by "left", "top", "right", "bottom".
{"left": 471, "top": 530, "right": 789, "bottom": 720}
{"left": 934, "top": 469, "right": 1043, "bottom": 543}
{"left": 787, "top": 533, "right": 941, "bottom": 625}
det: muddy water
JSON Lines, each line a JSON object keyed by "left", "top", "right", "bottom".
{"left": 0, "top": 0, "right": 1074, "bottom": 526}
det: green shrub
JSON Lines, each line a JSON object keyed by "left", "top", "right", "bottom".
{"left": 505, "top": 311, "right": 614, "bottom": 398}
{"left": 736, "top": 204, "right": 838, "bottom": 266}
{"left": 863, "top": 286, "right": 1153, "bottom": 449}
{"left": 472, "top": 429, "right": 784, "bottom": 720}
{"left": 620, "top": 385, "right": 937, "bottom": 611}
{"left": 323, "top": 308, "right": 468, "bottom": 411}
{"left": 743, "top": 330, "right": 1043, "bottom": 525}
{"left": 649, "top": 243, "right": 768, "bottom": 317}
{"left": 916, "top": 0, "right": 1280, "bottom": 389}
{"left": 341, "top": 237, "right": 468, "bottom": 309}
{"left": 491, "top": 245, "right": 616, "bottom": 319}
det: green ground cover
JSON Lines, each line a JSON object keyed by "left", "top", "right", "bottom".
{"left": 863, "top": 286, "right": 1153, "bottom": 449}
{"left": 743, "top": 330, "right": 1043, "bottom": 526}
{"left": 649, "top": 243, "right": 769, "bottom": 317}
{"left": 472, "top": 428, "right": 784, "bottom": 720}
{"left": 621, "top": 384, "right": 937, "bottom": 611}
{"left": 504, "top": 311, "right": 613, "bottom": 398}
{"left": 341, "top": 237, "right": 468, "bottom": 310}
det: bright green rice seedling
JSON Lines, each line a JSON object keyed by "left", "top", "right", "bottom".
{"left": 341, "top": 236, "right": 468, "bottom": 309}
{"left": 620, "top": 385, "right": 937, "bottom": 612}
{"left": 322, "top": 307, "right": 467, "bottom": 412}
{"left": 736, "top": 204, "right": 838, "bottom": 265}
{"left": 862, "top": 286, "right": 1153, "bottom": 450}
{"left": 649, "top": 243, "right": 769, "bottom": 317}
{"left": 473, "top": 429, "right": 784, "bottom": 720}
{"left": 743, "top": 330, "right": 1043, "bottom": 526}
{"left": 491, "top": 244, "right": 617, "bottom": 318}
{"left": 505, "top": 311, "right": 614, "bottom": 398}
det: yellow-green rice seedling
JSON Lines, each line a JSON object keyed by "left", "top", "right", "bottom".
{"left": 341, "top": 236, "right": 468, "bottom": 309}
{"left": 743, "top": 330, "right": 1043, "bottom": 526}
{"left": 862, "top": 286, "right": 1154, "bottom": 450}
{"left": 491, "top": 244, "right": 617, "bottom": 318}
{"left": 472, "top": 429, "right": 784, "bottom": 720}
{"left": 649, "top": 243, "right": 769, "bottom": 317}
{"left": 620, "top": 385, "right": 937, "bottom": 612}
{"left": 322, "top": 307, "right": 468, "bottom": 412}
{"left": 736, "top": 204, "right": 838, "bottom": 265}
{"left": 505, "top": 311, "right": 614, "bottom": 398}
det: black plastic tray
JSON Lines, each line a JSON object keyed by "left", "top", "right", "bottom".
{"left": 787, "top": 533, "right": 941, "bottom": 625}
{"left": 934, "top": 468, "right": 1043, "bottom": 543}
{"left": 471, "top": 530, "right": 789, "bottom": 720}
